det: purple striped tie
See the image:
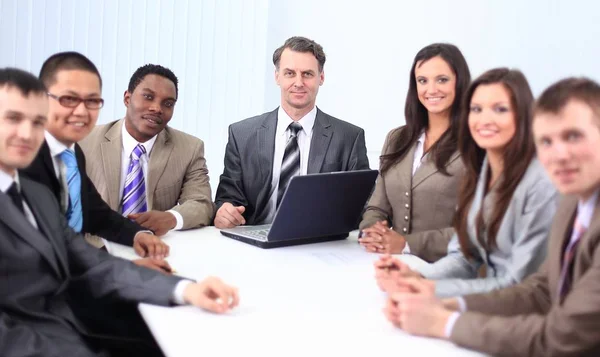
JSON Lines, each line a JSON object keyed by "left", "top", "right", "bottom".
{"left": 557, "top": 216, "right": 586, "bottom": 299}
{"left": 121, "top": 144, "right": 148, "bottom": 216}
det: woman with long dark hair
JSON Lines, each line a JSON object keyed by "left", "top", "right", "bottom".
{"left": 376, "top": 68, "right": 557, "bottom": 297}
{"left": 359, "top": 43, "right": 470, "bottom": 262}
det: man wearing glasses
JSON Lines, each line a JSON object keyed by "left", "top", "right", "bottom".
{"left": 22, "top": 52, "right": 169, "bottom": 267}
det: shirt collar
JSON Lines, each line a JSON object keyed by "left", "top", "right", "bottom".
{"left": 577, "top": 189, "right": 599, "bottom": 229}
{"left": 276, "top": 106, "right": 317, "bottom": 137}
{"left": 121, "top": 121, "right": 158, "bottom": 158}
{"left": 416, "top": 131, "right": 426, "bottom": 144}
{"left": 0, "top": 168, "right": 18, "bottom": 193}
{"left": 45, "top": 131, "right": 76, "bottom": 157}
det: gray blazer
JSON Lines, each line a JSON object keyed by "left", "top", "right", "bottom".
{"left": 360, "top": 127, "right": 464, "bottom": 262}
{"left": 0, "top": 175, "right": 182, "bottom": 357}
{"left": 421, "top": 157, "right": 558, "bottom": 297}
{"left": 215, "top": 107, "right": 370, "bottom": 225}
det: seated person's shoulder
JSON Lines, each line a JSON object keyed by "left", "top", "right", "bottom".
{"left": 229, "top": 110, "right": 275, "bottom": 133}
{"left": 164, "top": 125, "right": 205, "bottom": 147}
{"left": 321, "top": 111, "right": 365, "bottom": 134}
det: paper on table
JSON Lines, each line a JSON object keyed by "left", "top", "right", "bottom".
{"left": 310, "top": 251, "right": 378, "bottom": 266}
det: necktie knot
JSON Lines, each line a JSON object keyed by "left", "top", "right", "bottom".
{"left": 59, "top": 149, "right": 77, "bottom": 169}
{"left": 7, "top": 182, "right": 24, "bottom": 213}
{"left": 288, "top": 122, "right": 302, "bottom": 137}
{"left": 131, "top": 144, "right": 146, "bottom": 161}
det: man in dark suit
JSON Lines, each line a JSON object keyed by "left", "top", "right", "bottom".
{"left": 214, "top": 36, "right": 370, "bottom": 228}
{"left": 379, "top": 78, "right": 600, "bottom": 356}
{"left": 0, "top": 68, "right": 239, "bottom": 357}
{"left": 21, "top": 52, "right": 168, "bottom": 270}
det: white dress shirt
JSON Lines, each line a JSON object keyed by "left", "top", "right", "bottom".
{"left": 261, "top": 106, "right": 317, "bottom": 224}
{"left": 444, "top": 189, "right": 599, "bottom": 338}
{"left": 120, "top": 123, "right": 184, "bottom": 230}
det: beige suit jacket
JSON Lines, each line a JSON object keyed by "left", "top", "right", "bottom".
{"left": 80, "top": 119, "right": 214, "bottom": 230}
{"left": 360, "top": 127, "right": 464, "bottom": 262}
{"left": 451, "top": 195, "right": 600, "bottom": 356}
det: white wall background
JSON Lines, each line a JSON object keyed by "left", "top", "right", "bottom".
{"left": 2, "top": 0, "right": 600, "bottom": 194}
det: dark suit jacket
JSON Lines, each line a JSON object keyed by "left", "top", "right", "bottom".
{"left": 450, "top": 195, "right": 600, "bottom": 356}
{"left": 0, "top": 175, "right": 182, "bottom": 357}
{"left": 215, "top": 107, "right": 370, "bottom": 225}
{"left": 21, "top": 141, "right": 143, "bottom": 246}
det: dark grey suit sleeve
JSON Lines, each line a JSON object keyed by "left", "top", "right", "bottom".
{"left": 214, "top": 125, "right": 249, "bottom": 210}
{"left": 64, "top": 217, "right": 182, "bottom": 305}
{"left": 349, "top": 129, "right": 370, "bottom": 170}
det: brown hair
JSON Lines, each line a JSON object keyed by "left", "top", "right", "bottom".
{"left": 273, "top": 36, "right": 326, "bottom": 73}
{"left": 454, "top": 68, "right": 535, "bottom": 258}
{"left": 380, "top": 43, "right": 471, "bottom": 175}
{"left": 534, "top": 77, "right": 600, "bottom": 120}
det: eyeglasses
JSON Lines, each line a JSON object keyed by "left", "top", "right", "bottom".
{"left": 47, "top": 93, "right": 104, "bottom": 109}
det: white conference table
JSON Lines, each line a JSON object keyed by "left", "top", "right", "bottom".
{"left": 110, "top": 227, "right": 486, "bottom": 357}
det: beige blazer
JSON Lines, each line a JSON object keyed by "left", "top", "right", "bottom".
{"left": 360, "top": 127, "right": 464, "bottom": 262}
{"left": 80, "top": 119, "right": 214, "bottom": 230}
{"left": 450, "top": 195, "right": 600, "bottom": 357}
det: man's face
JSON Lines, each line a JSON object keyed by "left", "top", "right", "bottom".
{"left": 0, "top": 86, "right": 48, "bottom": 176}
{"left": 534, "top": 100, "right": 600, "bottom": 200}
{"left": 275, "top": 49, "right": 324, "bottom": 112}
{"left": 46, "top": 69, "right": 102, "bottom": 146}
{"left": 124, "top": 74, "right": 177, "bottom": 143}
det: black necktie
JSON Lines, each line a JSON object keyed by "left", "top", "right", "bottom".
{"left": 7, "top": 183, "right": 24, "bottom": 213}
{"left": 277, "top": 122, "right": 302, "bottom": 207}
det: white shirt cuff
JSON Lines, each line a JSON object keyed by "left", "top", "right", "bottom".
{"left": 172, "top": 279, "right": 193, "bottom": 305}
{"left": 167, "top": 210, "right": 184, "bottom": 230}
{"left": 456, "top": 297, "right": 467, "bottom": 312}
{"left": 445, "top": 312, "right": 461, "bottom": 338}
{"left": 402, "top": 242, "right": 411, "bottom": 254}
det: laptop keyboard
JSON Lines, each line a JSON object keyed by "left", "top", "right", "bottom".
{"left": 243, "top": 228, "right": 270, "bottom": 241}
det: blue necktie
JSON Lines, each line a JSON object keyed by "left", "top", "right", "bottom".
{"left": 59, "top": 149, "right": 83, "bottom": 232}
{"left": 121, "top": 144, "right": 148, "bottom": 216}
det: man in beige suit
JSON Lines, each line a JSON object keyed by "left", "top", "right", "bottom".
{"left": 380, "top": 77, "right": 600, "bottom": 356}
{"left": 80, "top": 64, "right": 213, "bottom": 235}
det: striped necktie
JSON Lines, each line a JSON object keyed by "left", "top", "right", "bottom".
{"left": 59, "top": 149, "right": 83, "bottom": 232}
{"left": 277, "top": 122, "right": 302, "bottom": 207}
{"left": 557, "top": 216, "right": 587, "bottom": 299}
{"left": 121, "top": 144, "right": 148, "bottom": 216}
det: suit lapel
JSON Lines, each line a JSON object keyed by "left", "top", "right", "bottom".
{"left": 392, "top": 144, "right": 416, "bottom": 193}
{"left": 20, "top": 179, "right": 69, "bottom": 276}
{"left": 101, "top": 120, "right": 125, "bottom": 208}
{"left": 147, "top": 129, "right": 174, "bottom": 210}
{"left": 308, "top": 109, "right": 333, "bottom": 174}
{"left": 548, "top": 196, "right": 577, "bottom": 300}
{"left": 412, "top": 150, "right": 460, "bottom": 189}
{"left": 0, "top": 186, "right": 62, "bottom": 277}
{"left": 257, "top": 109, "right": 277, "bottom": 180}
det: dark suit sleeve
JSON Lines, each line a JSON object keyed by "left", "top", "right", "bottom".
{"left": 348, "top": 128, "right": 370, "bottom": 170}
{"left": 64, "top": 216, "right": 182, "bottom": 305}
{"left": 77, "top": 147, "right": 142, "bottom": 246}
{"left": 214, "top": 125, "right": 249, "bottom": 210}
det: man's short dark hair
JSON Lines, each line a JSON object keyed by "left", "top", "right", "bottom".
{"left": 39, "top": 51, "right": 102, "bottom": 88}
{"left": 127, "top": 64, "right": 179, "bottom": 99}
{"left": 535, "top": 77, "right": 600, "bottom": 120}
{"left": 273, "top": 36, "right": 326, "bottom": 73}
{"left": 0, "top": 67, "right": 47, "bottom": 96}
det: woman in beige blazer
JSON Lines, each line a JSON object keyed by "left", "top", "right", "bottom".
{"left": 359, "top": 43, "right": 470, "bottom": 262}
{"left": 376, "top": 68, "right": 557, "bottom": 298}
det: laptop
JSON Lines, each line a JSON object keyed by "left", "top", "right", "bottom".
{"left": 220, "top": 169, "right": 378, "bottom": 248}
